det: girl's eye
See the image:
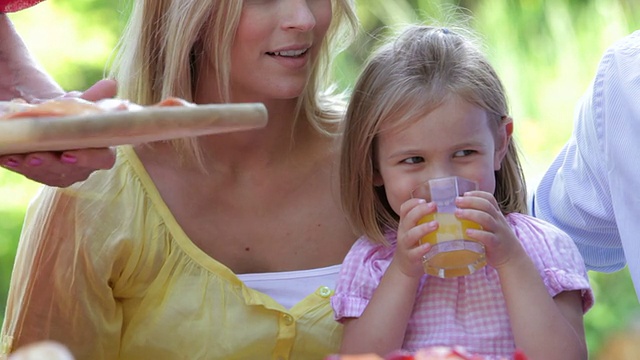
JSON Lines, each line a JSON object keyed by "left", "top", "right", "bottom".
{"left": 402, "top": 156, "right": 424, "bottom": 164}
{"left": 453, "top": 150, "right": 475, "bottom": 157}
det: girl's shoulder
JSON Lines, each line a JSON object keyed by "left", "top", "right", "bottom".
{"left": 505, "top": 212, "right": 574, "bottom": 244}
{"left": 506, "top": 213, "right": 593, "bottom": 309}
{"left": 339, "top": 233, "right": 397, "bottom": 279}
{"left": 348, "top": 232, "right": 399, "bottom": 255}
{"left": 505, "top": 212, "right": 586, "bottom": 272}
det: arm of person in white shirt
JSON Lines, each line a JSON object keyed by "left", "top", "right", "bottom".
{"left": 533, "top": 30, "right": 640, "bottom": 299}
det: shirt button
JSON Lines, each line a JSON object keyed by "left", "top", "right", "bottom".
{"left": 282, "top": 314, "right": 294, "bottom": 325}
{"left": 318, "top": 286, "right": 332, "bottom": 297}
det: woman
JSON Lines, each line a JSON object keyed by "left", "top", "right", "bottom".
{"left": 1, "top": 0, "right": 359, "bottom": 359}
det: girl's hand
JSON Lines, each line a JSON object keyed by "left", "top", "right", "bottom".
{"left": 393, "top": 198, "right": 436, "bottom": 278}
{"left": 453, "top": 190, "right": 527, "bottom": 269}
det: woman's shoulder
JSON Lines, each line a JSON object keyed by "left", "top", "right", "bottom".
{"left": 65, "top": 145, "right": 152, "bottom": 204}
{"left": 35, "top": 145, "right": 163, "bottom": 232}
{"left": 26, "top": 146, "right": 188, "bottom": 294}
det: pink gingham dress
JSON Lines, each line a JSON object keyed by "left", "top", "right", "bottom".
{"left": 331, "top": 213, "right": 594, "bottom": 359}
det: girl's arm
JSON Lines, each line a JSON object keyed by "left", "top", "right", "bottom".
{"left": 340, "top": 258, "right": 423, "bottom": 356}
{"left": 340, "top": 199, "right": 434, "bottom": 356}
{"left": 458, "top": 191, "right": 587, "bottom": 360}
{"left": 496, "top": 252, "right": 586, "bottom": 360}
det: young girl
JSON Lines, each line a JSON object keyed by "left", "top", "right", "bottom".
{"left": 332, "top": 25, "right": 593, "bottom": 360}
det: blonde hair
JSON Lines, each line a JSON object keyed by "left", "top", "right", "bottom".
{"left": 110, "top": 0, "right": 358, "bottom": 161}
{"left": 340, "top": 25, "right": 528, "bottom": 244}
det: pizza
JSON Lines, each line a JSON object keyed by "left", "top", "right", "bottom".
{"left": 0, "top": 97, "right": 192, "bottom": 120}
{"left": 0, "top": 98, "right": 108, "bottom": 119}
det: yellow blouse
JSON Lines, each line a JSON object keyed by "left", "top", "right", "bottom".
{"left": 1, "top": 146, "right": 342, "bottom": 360}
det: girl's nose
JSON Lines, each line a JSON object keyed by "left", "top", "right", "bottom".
{"left": 281, "top": 0, "right": 316, "bottom": 31}
{"left": 424, "top": 168, "right": 453, "bottom": 183}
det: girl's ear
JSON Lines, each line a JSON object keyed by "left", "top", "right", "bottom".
{"left": 373, "top": 168, "right": 384, "bottom": 187}
{"left": 494, "top": 116, "right": 513, "bottom": 171}
{"left": 372, "top": 148, "right": 384, "bottom": 186}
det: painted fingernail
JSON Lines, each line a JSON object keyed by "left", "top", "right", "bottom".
{"left": 63, "top": 91, "right": 82, "bottom": 98}
{"left": 3, "top": 158, "right": 19, "bottom": 168}
{"left": 61, "top": 154, "right": 78, "bottom": 164}
{"left": 28, "top": 157, "right": 43, "bottom": 166}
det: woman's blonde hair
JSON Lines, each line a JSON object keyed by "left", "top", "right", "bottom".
{"left": 340, "top": 24, "right": 528, "bottom": 244}
{"left": 110, "top": 0, "right": 358, "bottom": 161}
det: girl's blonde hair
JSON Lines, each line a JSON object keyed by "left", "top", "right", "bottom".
{"left": 340, "top": 25, "right": 528, "bottom": 244}
{"left": 110, "top": 0, "right": 358, "bottom": 162}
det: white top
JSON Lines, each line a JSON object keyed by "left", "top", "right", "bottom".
{"left": 238, "top": 264, "right": 341, "bottom": 309}
{"left": 533, "top": 30, "right": 640, "bottom": 299}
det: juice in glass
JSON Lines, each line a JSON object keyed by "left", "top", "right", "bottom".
{"left": 412, "top": 176, "right": 486, "bottom": 278}
{"left": 418, "top": 212, "right": 485, "bottom": 278}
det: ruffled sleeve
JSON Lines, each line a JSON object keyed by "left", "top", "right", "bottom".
{"left": 508, "top": 213, "right": 594, "bottom": 312}
{"left": 331, "top": 234, "right": 398, "bottom": 321}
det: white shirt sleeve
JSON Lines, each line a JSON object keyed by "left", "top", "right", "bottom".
{"left": 534, "top": 30, "right": 640, "bottom": 299}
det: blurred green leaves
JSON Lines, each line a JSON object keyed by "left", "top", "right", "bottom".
{"left": 8, "top": 1, "right": 126, "bottom": 92}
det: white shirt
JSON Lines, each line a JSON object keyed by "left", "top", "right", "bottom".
{"left": 533, "top": 30, "right": 640, "bottom": 299}
{"left": 238, "top": 264, "right": 341, "bottom": 309}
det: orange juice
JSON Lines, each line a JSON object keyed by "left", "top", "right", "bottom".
{"left": 418, "top": 212, "right": 486, "bottom": 278}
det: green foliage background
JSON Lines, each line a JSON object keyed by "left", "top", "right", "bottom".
{"left": 1, "top": 0, "right": 639, "bottom": 358}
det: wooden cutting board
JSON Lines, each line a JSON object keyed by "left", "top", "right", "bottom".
{"left": 0, "top": 102, "right": 268, "bottom": 155}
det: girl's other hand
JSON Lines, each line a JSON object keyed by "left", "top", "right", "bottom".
{"left": 453, "top": 190, "right": 528, "bottom": 270}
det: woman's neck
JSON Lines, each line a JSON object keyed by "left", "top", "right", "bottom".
{"left": 183, "top": 99, "right": 329, "bottom": 174}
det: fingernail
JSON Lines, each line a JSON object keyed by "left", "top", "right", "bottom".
{"left": 61, "top": 154, "right": 77, "bottom": 164}
{"left": 3, "top": 158, "right": 19, "bottom": 168}
{"left": 62, "top": 91, "right": 83, "bottom": 98}
{"left": 28, "top": 157, "right": 43, "bottom": 166}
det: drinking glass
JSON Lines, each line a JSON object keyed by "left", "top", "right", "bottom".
{"left": 411, "top": 176, "right": 486, "bottom": 278}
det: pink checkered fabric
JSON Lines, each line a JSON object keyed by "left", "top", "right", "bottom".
{"left": 331, "top": 212, "right": 593, "bottom": 359}
{"left": 0, "top": 0, "right": 44, "bottom": 13}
